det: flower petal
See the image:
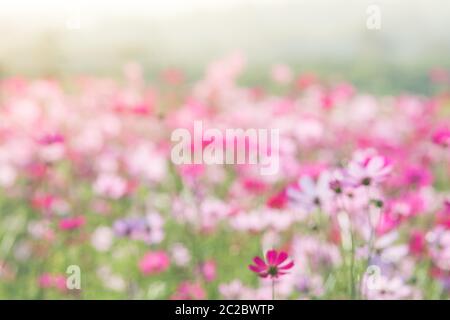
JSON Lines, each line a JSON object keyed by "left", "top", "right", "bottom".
{"left": 278, "top": 261, "right": 294, "bottom": 270}
{"left": 249, "top": 264, "right": 265, "bottom": 273}
{"left": 275, "top": 251, "right": 288, "bottom": 265}
{"left": 300, "top": 177, "right": 316, "bottom": 196}
{"left": 266, "top": 250, "right": 278, "bottom": 265}
{"left": 253, "top": 256, "right": 267, "bottom": 268}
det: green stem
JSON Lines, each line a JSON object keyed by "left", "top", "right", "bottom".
{"left": 350, "top": 230, "right": 356, "bottom": 300}
{"left": 272, "top": 278, "right": 275, "bottom": 300}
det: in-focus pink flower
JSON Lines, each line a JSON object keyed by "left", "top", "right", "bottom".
{"left": 249, "top": 249, "right": 294, "bottom": 278}
{"left": 138, "top": 251, "right": 170, "bottom": 275}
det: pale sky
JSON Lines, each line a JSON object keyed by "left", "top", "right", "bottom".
{"left": 0, "top": 0, "right": 449, "bottom": 78}
{"left": 0, "top": 0, "right": 282, "bottom": 18}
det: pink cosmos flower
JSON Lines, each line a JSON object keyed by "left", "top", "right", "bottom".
{"left": 53, "top": 275, "right": 68, "bottom": 292}
{"left": 93, "top": 173, "right": 128, "bottom": 199}
{"left": 249, "top": 249, "right": 294, "bottom": 278}
{"left": 437, "top": 200, "right": 450, "bottom": 228}
{"left": 376, "top": 211, "right": 401, "bottom": 235}
{"left": 177, "top": 164, "right": 205, "bottom": 183}
{"left": 26, "top": 162, "right": 48, "bottom": 179}
{"left": 199, "top": 260, "right": 217, "bottom": 282}
{"left": 138, "top": 251, "right": 170, "bottom": 275}
{"left": 409, "top": 230, "right": 426, "bottom": 256}
{"left": 377, "top": 193, "right": 425, "bottom": 235}
{"left": 59, "top": 216, "right": 86, "bottom": 231}
{"left": 241, "top": 177, "right": 269, "bottom": 194}
{"left": 31, "top": 193, "right": 56, "bottom": 213}
{"left": 266, "top": 188, "right": 288, "bottom": 209}
{"left": 125, "top": 143, "right": 167, "bottom": 182}
{"left": 37, "top": 133, "right": 65, "bottom": 145}
{"left": 401, "top": 165, "right": 433, "bottom": 188}
{"left": 170, "top": 243, "right": 191, "bottom": 267}
{"left": 287, "top": 171, "right": 332, "bottom": 212}
{"left": 38, "top": 273, "right": 53, "bottom": 288}
{"left": 363, "top": 275, "right": 420, "bottom": 300}
{"left": 38, "top": 273, "right": 67, "bottom": 292}
{"left": 432, "top": 127, "right": 450, "bottom": 147}
{"left": 346, "top": 149, "right": 392, "bottom": 186}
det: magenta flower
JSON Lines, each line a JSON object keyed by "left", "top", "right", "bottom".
{"left": 37, "top": 133, "right": 65, "bottom": 145}
{"left": 401, "top": 165, "right": 433, "bottom": 188}
{"left": 59, "top": 216, "right": 86, "bottom": 231}
{"left": 38, "top": 273, "right": 67, "bottom": 293}
{"left": 138, "top": 251, "right": 170, "bottom": 275}
{"left": 38, "top": 273, "right": 53, "bottom": 289}
{"left": 249, "top": 250, "right": 294, "bottom": 278}
{"left": 432, "top": 127, "right": 450, "bottom": 147}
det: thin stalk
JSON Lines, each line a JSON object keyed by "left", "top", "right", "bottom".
{"left": 350, "top": 229, "right": 356, "bottom": 299}
{"left": 272, "top": 279, "right": 275, "bottom": 300}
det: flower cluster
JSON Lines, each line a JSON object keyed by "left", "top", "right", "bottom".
{"left": 0, "top": 55, "right": 450, "bottom": 299}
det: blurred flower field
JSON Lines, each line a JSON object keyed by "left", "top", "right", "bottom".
{"left": 0, "top": 54, "right": 450, "bottom": 299}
